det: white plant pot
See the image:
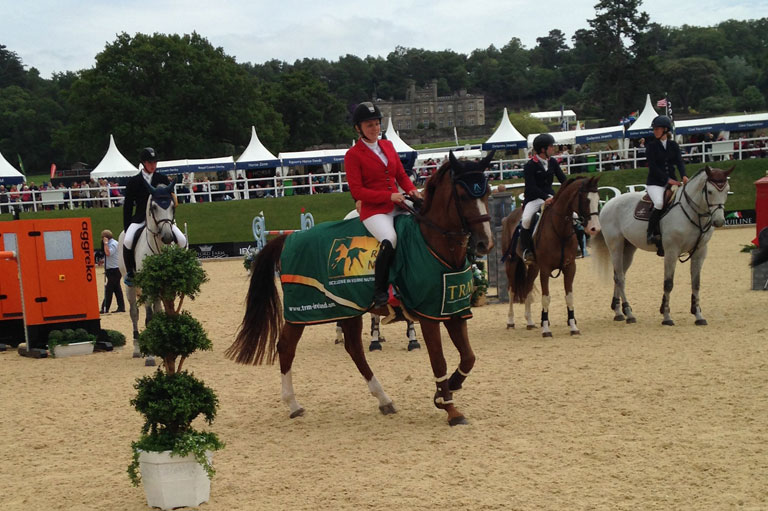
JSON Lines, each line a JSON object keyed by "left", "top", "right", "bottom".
{"left": 52, "top": 341, "right": 94, "bottom": 358}
{"left": 139, "top": 450, "right": 212, "bottom": 510}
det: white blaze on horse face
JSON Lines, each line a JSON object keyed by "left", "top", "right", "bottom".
{"left": 475, "top": 198, "right": 493, "bottom": 248}
{"left": 585, "top": 191, "right": 601, "bottom": 234}
{"left": 709, "top": 181, "right": 729, "bottom": 228}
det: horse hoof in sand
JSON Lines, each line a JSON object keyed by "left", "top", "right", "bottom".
{"left": 662, "top": 319, "right": 675, "bottom": 326}
{"left": 369, "top": 340, "right": 382, "bottom": 351}
{"left": 379, "top": 403, "right": 397, "bottom": 415}
{"left": 695, "top": 319, "right": 708, "bottom": 326}
{"left": 144, "top": 358, "right": 156, "bottom": 367}
{"left": 449, "top": 415, "right": 468, "bottom": 426}
{"left": 626, "top": 317, "right": 637, "bottom": 324}
{"left": 289, "top": 408, "right": 305, "bottom": 419}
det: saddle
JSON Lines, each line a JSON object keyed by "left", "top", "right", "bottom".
{"left": 634, "top": 188, "right": 674, "bottom": 221}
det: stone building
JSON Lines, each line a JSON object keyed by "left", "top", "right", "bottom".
{"left": 376, "top": 79, "right": 485, "bottom": 132}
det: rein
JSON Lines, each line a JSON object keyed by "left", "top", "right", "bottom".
{"left": 144, "top": 196, "right": 176, "bottom": 255}
{"left": 666, "top": 174, "right": 726, "bottom": 262}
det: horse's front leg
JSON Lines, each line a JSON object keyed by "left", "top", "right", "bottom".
{"left": 524, "top": 291, "right": 536, "bottom": 329}
{"left": 420, "top": 319, "right": 467, "bottom": 426}
{"left": 444, "top": 317, "right": 475, "bottom": 393}
{"left": 563, "top": 264, "right": 580, "bottom": 335}
{"left": 660, "top": 253, "right": 678, "bottom": 326}
{"left": 278, "top": 323, "right": 306, "bottom": 418}
{"left": 368, "top": 314, "right": 383, "bottom": 351}
{"left": 125, "top": 285, "right": 141, "bottom": 357}
{"left": 341, "top": 316, "right": 395, "bottom": 415}
{"left": 141, "top": 300, "right": 158, "bottom": 366}
{"left": 406, "top": 320, "right": 420, "bottom": 351}
{"left": 540, "top": 273, "right": 553, "bottom": 338}
{"left": 689, "top": 246, "right": 708, "bottom": 326}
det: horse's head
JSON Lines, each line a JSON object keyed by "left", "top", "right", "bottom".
{"left": 144, "top": 179, "right": 178, "bottom": 244}
{"left": 577, "top": 176, "right": 601, "bottom": 236}
{"left": 420, "top": 151, "right": 495, "bottom": 259}
{"left": 703, "top": 165, "right": 733, "bottom": 227}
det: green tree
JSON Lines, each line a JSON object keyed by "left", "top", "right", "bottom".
{"left": 658, "top": 57, "right": 730, "bottom": 112}
{"left": 61, "top": 32, "right": 287, "bottom": 165}
{"left": 0, "top": 44, "right": 26, "bottom": 88}
{"left": 740, "top": 85, "right": 766, "bottom": 112}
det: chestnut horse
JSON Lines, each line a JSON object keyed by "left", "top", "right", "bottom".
{"left": 226, "top": 152, "right": 495, "bottom": 425}
{"left": 502, "top": 176, "right": 601, "bottom": 337}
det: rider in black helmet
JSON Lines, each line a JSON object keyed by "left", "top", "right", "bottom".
{"left": 645, "top": 115, "right": 688, "bottom": 256}
{"left": 519, "top": 133, "right": 567, "bottom": 264}
{"left": 122, "top": 147, "right": 185, "bottom": 285}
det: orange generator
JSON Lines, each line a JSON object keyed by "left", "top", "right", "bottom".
{"left": 0, "top": 218, "right": 100, "bottom": 349}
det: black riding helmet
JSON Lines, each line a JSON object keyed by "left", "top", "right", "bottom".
{"left": 352, "top": 102, "right": 383, "bottom": 126}
{"left": 140, "top": 147, "right": 158, "bottom": 163}
{"left": 533, "top": 133, "right": 556, "bottom": 155}
{"left": 651, "top": 115, "right": 673, "bottom": 131}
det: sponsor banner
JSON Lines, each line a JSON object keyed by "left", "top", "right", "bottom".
{"left": 724, "top": 209, "right": 755, "bottom": 227}
{"left": 190, "top": 241, "right": 256, "bottom": 259}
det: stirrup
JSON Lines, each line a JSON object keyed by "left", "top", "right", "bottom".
{"left": 522, "top": 249, "right": 535, "bottom": 264}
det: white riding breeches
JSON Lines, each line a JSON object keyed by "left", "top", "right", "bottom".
{"left": 521, "top": 199, "right": 545, "bottom": 229}
{"left": 647, "top": 185, "right": 666, "bottom": 210}
{"left": 124, "top": 221, "right": 187, "bottom": 249}
{"left": 362, "top": 209, "right": 408, "bottom": 248}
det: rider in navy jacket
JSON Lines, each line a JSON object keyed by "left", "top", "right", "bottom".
{"left": 519, "top": 134, "right": 567, "bottom": 263}
{"left": 645, "top": 116, "right": 687, "bottom": 256}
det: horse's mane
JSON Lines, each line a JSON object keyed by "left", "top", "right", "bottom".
{"left": 552, "top": 176, "right": 587, "bottom": 202}
{"left": 420, "top": 161, "right": 452, "bottom": 216}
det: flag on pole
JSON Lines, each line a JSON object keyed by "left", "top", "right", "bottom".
{"left": 50, "top": 163, "right": 57, "bottom": 179}
{"left": 453, "top": 126, "right": 459, "bottom": 145}
{"left": 16, "top": 154, "right": 25, "bottom": 175}
{"left": 656, "top": 98, "right": 668, "bottom": 108}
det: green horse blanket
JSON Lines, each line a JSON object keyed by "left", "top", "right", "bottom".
{"left": 280, "top": 215, "right": 474, "bottom": 324}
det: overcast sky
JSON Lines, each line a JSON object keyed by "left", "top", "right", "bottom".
{"left": 2, "top": 0, "right": 765, "bottom": 78}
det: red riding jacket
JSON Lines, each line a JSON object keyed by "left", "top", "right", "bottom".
{"left": 345, "top": 138, "right": 416, "bottom": 221}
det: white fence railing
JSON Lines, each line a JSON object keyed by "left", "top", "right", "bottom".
{"left": 1, "top": 135, "right": 765, "bottom": 214}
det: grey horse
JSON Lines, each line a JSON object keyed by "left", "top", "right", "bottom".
{"left": 593, "top": 166, "right": 733, "bottom": 326}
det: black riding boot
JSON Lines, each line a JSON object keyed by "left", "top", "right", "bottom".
{"left": 520, "top": 227, "right": 535, "bottom": 264}
{"left": 123, "top": 244, "right": 135, "bottom": 285}
{"left": 373, "top": 240, "right": 395, "bottom": 307}
{"left": 647, "top": 209, "right": 664, "bottom": 257}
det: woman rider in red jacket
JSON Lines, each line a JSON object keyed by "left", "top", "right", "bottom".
{"left": 344, "top": 102, "right": 423, "bottom": 307}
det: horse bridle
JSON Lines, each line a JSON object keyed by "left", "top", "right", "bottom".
{"left": 144, "top": 195, "right": 176, "bottom": 254}
{"left": 669, "top": 173, "right": 727, "bottom": 262}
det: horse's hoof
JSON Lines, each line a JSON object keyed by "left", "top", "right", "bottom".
{"left": 570, "top": 330, "right": 581, "bottom": 336}
{"left": 526, "top": 325, "right": 536, "bottom": 331}
{"left": 133, "top": 332, "right": 139, "bottom": 340}
{"left": 542, "top": 332, "right": 553, "bottom": 338}
{"left": 334, "top": 339, "right": 343, "bottom": 345}
{"left": 695, "top": 319, "right": 708, "bottom": 326}
{"left": 289, "top": 408, "right": 305, "bottom": 419}
{"left": 132, "top": 352, "right": 142, "bottom": 359}
{"left": 368, "top": 341, "right": 382, "bottom": 352}
{"left": 662, "top": 319, "right": 675, "bottom": 326}
{"left": 448, "top": 415, "right": 469, "bottom": 426}
{"left": 613, "top": 315, "right": 625, "bottom": 322}
{"left": 144, "top": 358, "right": 156, "bottom": 367}
{"left": 379, "top": 403, "right": 397, "bottom": 415}
{"left": 507, "top": 323, "right": 515, "bottom": 329}
{"left": 626, "top": 317, "right": 637, "bottom": 324}
{"left": 407, "top": 340, "right": 421, "bottom": 351}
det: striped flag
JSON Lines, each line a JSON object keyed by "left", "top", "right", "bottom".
{"left": 656, "top": 98, "right": 668, "bottom": 108}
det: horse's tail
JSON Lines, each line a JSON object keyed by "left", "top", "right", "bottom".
{"left": 751, "top": 244, "right": 768, "bottom": 268}
{"left": 589, "top": 230, "right": 613, "bottom": 283}
{"left": 225, "top": 235, "right": 288, "bottom": 365}
{"left": 510, "top": 259, "right": 530, "bottom": 303}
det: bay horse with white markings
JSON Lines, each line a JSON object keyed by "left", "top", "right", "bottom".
{"left": 502, "top": 176, "right": 601, "bottom": 337}
{"left": 593, "top": 166, "right": 732, "bottom": 325}
{"left": 226, "top": 151, "right": 495, "bottom": 426}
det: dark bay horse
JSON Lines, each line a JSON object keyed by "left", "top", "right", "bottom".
{"left": 502, "top": 176, "right": 601, "bottom": 337}
{"left": 593, "top": 166, "right": 732, "bottom": 325}
{"left": 226, "top": 152, "right": 495, "bottom": 426}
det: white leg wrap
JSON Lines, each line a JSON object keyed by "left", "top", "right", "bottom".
{"left": 458, "top": 367, "right": 471, "bottom": 377}
{"left": 541, "top": 320, "right": 551, "bottom": 335}
{"left": 367, "top": 375, "right": 392, "bottom": 407}
{"left": 281, "top": 370, "right": 302, "bottom": 415}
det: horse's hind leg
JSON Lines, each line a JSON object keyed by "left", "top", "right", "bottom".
{"left": 369, "top": 314, "right": 383, "bottom": 351}
{"left": 125, "top": 285, "right": 142, "bottom": 357}
{"left": 611, "top": 240, "right": 636, "bottom": 323}
{"left": 540, "top": 274, "right": 553, "bottom": 338}
{"left": 689, "top": 247, "right": 708, "bottom": 325}
{"left": 278, "top": 323, "right": 306, "bottom": 418}
{"left": 406, "top": 320, "right": 420, "bottom": 351}
{"left": 563, "top": 264, "right": 580, "bottom": 336}
{"left": 420, "top": 319, "right": 468, "bottom": 426}
{"left": 341, "top": 316, "right": 395, "bottom": 415}
{"left": 524, "top": 293, "right": 535, "bottom": 330}
{"left": 660, "top": 252, "right": 678, "bottom": 326}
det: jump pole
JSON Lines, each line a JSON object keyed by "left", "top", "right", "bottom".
{"left": 0, "top": 250, "right": 44, "bottom": 357}
{"left": 252, "top": 210, "right": 315, "bottom": 250}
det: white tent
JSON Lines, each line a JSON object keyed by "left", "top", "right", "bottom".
{"left": 157, "top": 156, "right": 235, "bottom": 175}
{"left": 483, "top": 107, "right": 527, "bottom": 150}
{"left": 236, "top": 126, "right": 280, "bottom": 170}
{"left": 415, "top": 147, "right": 483, "bottom": 165}
{"left": 384, "top": 117, "right": 416, "bottom": 155}
{"left": 90, "top": 134, "right": 139, "bottom": 180}
{"left": 626, "top": 94, "right": 658, "bottom": 139}
{"left": 530, "top": 109, "right": 577, "bottom": 123}
{"left": 674, "top": 112, "right": 768, "bottom": 135}
{"left": 0, "top": 151, "right": 26, "bottom": 185}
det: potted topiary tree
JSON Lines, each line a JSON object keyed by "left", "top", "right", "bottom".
{"left": 127, "top": 245, "right": 223, "bottom": 510}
